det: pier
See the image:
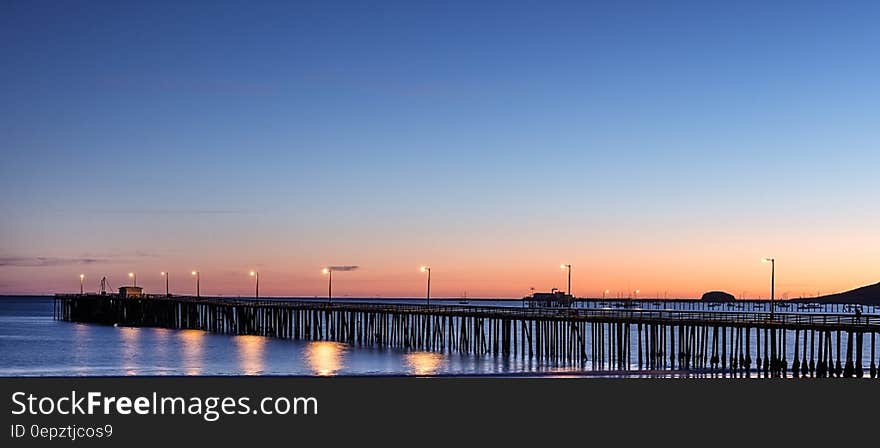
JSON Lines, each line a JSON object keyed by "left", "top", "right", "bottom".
{"left": 55, "top": 294, "right": 880, "bottom": 377}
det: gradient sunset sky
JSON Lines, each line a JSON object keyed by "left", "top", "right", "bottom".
{"left": 1, "top": 0, "right": 878, "bottom": 298}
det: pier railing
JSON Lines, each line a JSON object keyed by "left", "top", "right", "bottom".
{"left": 54, "top": 294, "right": 880, "bottom": 330}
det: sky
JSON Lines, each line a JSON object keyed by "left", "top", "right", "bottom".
{"left": 1, "top": 0, "right": 878, "bottom": 298}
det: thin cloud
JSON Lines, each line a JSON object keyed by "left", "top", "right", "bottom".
{"left": 0, "top": 251, "right": 158, "bottom": 268}
{"left": 79, "top": 250, "right": 161, "bottom": 259}
{"left": 327, "top": 265, "right": 359, "bottom": 272}
{"left": 85, "top": 209, "right": 253, "bottom": 215}
{"left": 0, "top": 256, "right": 108, "bottom": 267}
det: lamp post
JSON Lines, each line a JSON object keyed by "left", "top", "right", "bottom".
{"left": 763, "top": 258, "right": 775, "bottom": 318}
{"left": 191, "top": 271, "right": 200, "bottom": 298}
{"left": 420, "top": 266, "right": 431, "bottom": 305}
{"left": 128, "top": 272, "right": 137, "bottom": 287}
{"left": 603, "top": 289, "right": 609, "bottom": 300}
{"left": 250, "top": 271, "right": 259, "bottom": 299}
{"left": 560, "top": 264, "right": 572, "bottom": 296}
{"left": 634, "top": 289, "right": 640, "bottom": 300}
{"left": 161, "top": 272, "right": 169, "bottom": 297}
{"left": 322, "top": 268, "right": 332, "bottom": 303}
{"left": 79, "top": 274, "right": 85, "bottom": 295}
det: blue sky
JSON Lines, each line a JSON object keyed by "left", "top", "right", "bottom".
{"left": 1, "top": 0, "right": 878, "bottom": 296}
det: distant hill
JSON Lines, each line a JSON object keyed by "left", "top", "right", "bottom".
{"left": 790, "top": 282, "right": 880, "bottom": 305}
{"left": 701, "top": 291, "right": 735, "bottom": 302}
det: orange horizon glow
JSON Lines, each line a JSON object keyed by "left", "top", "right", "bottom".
{"left": 2, "top": 218, "right": 878, "bottom": 300}
{"left": 3, "top": 252, "right": 877, "bottom": 300}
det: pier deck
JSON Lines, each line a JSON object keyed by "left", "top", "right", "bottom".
{"left": 55, "top": 294, "right": 880, "bottom": 377}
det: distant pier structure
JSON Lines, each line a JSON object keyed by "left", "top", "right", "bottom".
{"left": 54, "top": 294, "right": 880, "bottom": 377}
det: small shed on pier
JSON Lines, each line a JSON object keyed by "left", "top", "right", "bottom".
{"left": 524, "top": 289, "right": 574, "bottom": 308}
{"left": 118, "top": 286, "right": 143, "bottom": 298}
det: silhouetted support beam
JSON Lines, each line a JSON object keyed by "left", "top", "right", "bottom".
{"left": 835, "top": 331, "right": 843, "bottom": 377}
{"left": 855, "top": 332, "right": 864, "bottom": 378}
{"left": 871, "top": 332, "right": 877, "bottom": 378}
{"left": 792, "top": 329, "right": 800, "bottom": 377}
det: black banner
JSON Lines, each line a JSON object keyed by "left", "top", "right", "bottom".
{"left": 2, "top": 377, "right": 876, "bottom": 447}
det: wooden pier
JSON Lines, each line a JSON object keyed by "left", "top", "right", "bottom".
{"left": 55, "top": 294, "right": 880, "bottom": 377}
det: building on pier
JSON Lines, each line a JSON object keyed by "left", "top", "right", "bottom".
{"left": 524, "top": 289, "right": 574, "bottom": 308}
{"left": 118, "top": 286, "right": 143, "bottom": 298}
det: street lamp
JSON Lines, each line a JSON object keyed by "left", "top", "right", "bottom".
{"left": 322, "top": 268, "right": 332, "bottom": 303}
{"left": 763, "top": 258, "right": 775, "bottom": 318}
{"left": 560, "top": 264, "right": 572, "bottom": 296}
{"left": 250, "top": 271, "right": 259, "bottom": 299}
{"left": 603, "top": 289, "right": 609, "bottom": 300}
{"left": 420, "top": 266, "right": 431, "bottom": 305}
{"left": 634, "top": 289, "right": 640, "bottom": 300}
{"left": 191, "top": 271, "right": 200, "bottom": 298}
{"left": 128, "top": 272, "right": 137, "bottom": 287}
{"left": 79, "top": 274, "right": 85, "bottom": 295}
{"left": 161, "top": 272, "right": 169, "bottom": 297}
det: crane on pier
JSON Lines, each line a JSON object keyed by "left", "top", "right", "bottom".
{"left": 99, "top": 276, "right": 112, "bottom": 295}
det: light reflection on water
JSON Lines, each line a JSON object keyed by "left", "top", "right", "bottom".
{"left": 306, "top": 341, "right": 346, "bottom": 376}
{"left": 178, "top": 329, "right": 205, "bottom": 375}
{"left": 72, "top": 323, "right": 91, "bottom": 376}
{"left": 151, "top": 328, "right": 171, "bottom": 374}
{"left": 405, "top": 352, "right": 444, "bottom": 375}
{"left": 235, "top": 335, "right": 266, "bottom": 375}
{"left": 119, "top": 327, "right": 140, "bottom": 376}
